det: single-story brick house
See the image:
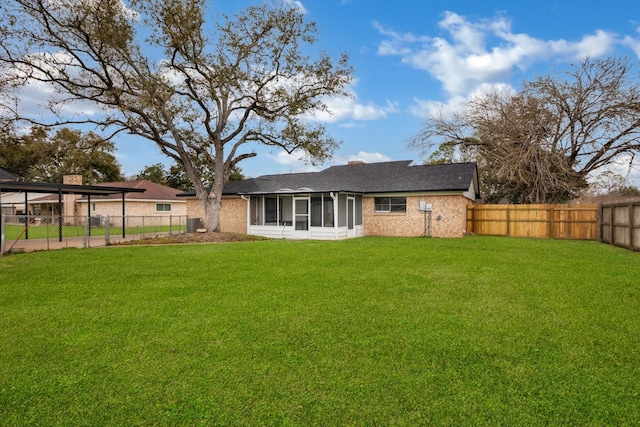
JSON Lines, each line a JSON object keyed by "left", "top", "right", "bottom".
{"left": 181, "top": 160, "right": 480, "bottom": 239}
{"left": 18, "top": 176, "right": 186, "bottom": 226}
{"left": 74, "top": 179, "right": 187, "bottom": 226}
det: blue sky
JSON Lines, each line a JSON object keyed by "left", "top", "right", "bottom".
{"left": 14, "top": 0, "right": 640, "bottom": 185}
{"left": 194, "top": 0, "right": 640, "bottom": 185}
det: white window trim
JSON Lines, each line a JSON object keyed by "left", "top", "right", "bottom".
{"left": 155, "top": 203, "right": 172, "bottom": 212}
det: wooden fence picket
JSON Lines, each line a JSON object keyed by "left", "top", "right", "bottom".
{"left": 466, "top": 204, "right": 599, "bottom": 240}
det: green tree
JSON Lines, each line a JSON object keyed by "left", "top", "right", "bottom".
{"left": 0, "top": 0, "right": 352, "bottom": 231}
{"left": 411, "top": 57, "right": 640, "bottom": 203}
{"left": 583, "top": 170, "right": 640, "bottom": 198}
{"left": 0, "top": 127, "right": 123, "bottom": 183}
{"left": 137, "top": 161, "right": 244, "bottom": 191}
{"left": 136, "top": 163, "right": 168, "bottom": 185}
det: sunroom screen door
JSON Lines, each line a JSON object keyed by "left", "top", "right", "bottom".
{"left": 294, "top": 197, "right": 309, "bottom": 231}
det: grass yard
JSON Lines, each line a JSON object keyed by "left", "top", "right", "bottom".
{"left": 0, "top": 236, "right": 638, "bottom": 425}
{"left": 3, "top": 223, "right": 186, "bottom": 240}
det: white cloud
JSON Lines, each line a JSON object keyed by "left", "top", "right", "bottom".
{"left": 593, "top": 154, "right": 640, "bottom": 187}
{"left": 409, "top": 96, "right": 467, "bottom": 121}
{"left": 305, "top": 83, "right": 399, "bottom": 123}
{"left": 622, "top": 26, "right": 640, "bottom": 58}
{"left": 342, "top": 151, "right": 393, "bottom": 164}
{"left": 283, "top": 0, "right": 308, "bottom": 15}
{"left": 409, "top": 82, "right": 514, "bottom": 120}
{"left": 548, "top": 30, "right": 617, "bottom": 59}
{"left": 266, "top": 150, "right": 393, "bottom": 174}
{"left": 6, "top": 52, "right": 102, "bottom": 119}
{"left": 269, "top": 150, "right": 322, "bottom": 172}
{"left": 376, "top": 11, "right": 621, "bottom": 96}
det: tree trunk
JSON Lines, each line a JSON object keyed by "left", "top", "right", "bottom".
{"left": 202, "top": 195, "right": 222, "bottom": 232}
{"left": 199, "top": 163, "right": 225, "bottom": 232}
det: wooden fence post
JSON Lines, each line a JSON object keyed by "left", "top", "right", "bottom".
{"left": 629, "top": 203, "right": 634, "bottom": 251}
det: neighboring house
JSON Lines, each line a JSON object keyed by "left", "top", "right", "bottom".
{"left": 0, "top": 167, "right": 30, "bottom": 216}
{"left": 27, "top": 178, "right": 187, "bottom": 226}
{"left": 181, "top": 161, "right": 480, "bottom": 239}
{"left": 1, "top": 192, "right": 58, "bottom": 217}
{"left": 75, "top": 180, "right": 187, "bottom": 226}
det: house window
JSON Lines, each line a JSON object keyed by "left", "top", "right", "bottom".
{"left": 92, "top": 203, "right": 96, "bottom": 212}
{"left": 374, "top": 197, "right": 406, "bottom": 213}
{"left": 250, "top": 197, "right": 263, "bottom": 225}
{"left": 156, "top": 203, "right": 172, "bottom": 212}
{"left": 323, "top": 196, "right": 334, "bottom": 227}
{"left": 309, "top": 195, "right": 335, "bottom": 227}
{"left": 311, "top": 196, "right": 322, "bottom": 227}
{"left": 265, "top": 197, "right": 279, "bottom": 224}
{"left": 355, "top": 195, "right": 362, "bottom": 225}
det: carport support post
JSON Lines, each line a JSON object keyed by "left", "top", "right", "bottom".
{"left": 1, "top": 212, "right": 5, "bottom": 256}
{"left": 24, "top": 192, "right": 28, "bottom": 240}
{"left": 58, "top": 189, "right": 63, "bottom": 242}
{"left": 87, "top": 195, "right": 91, "bottom": 237}
{"left": 122, "top": 193, "right": 126, "bottom": 238}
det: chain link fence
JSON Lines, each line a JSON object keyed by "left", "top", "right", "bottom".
{"left": 1, "top": 214, "right": 187, "bottom": 254}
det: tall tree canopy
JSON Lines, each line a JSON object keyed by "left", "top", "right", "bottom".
{"left": 135, "top": 161, "right": 244, "bottom": 191}
{"left": 411, "top": 57, "right": 640, "bottom": 203}
{"left": 0, "top": 0, "right": 353, "bottom": 230}
{"left": 0, "top": 126, "right": 123, "bottom": 183}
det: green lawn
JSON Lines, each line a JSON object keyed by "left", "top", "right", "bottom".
{"left": 0, "top": 237, "right": 638, "bottom": 426}
{"left": 3, "top": 223, "right": 186, "bottom": 240}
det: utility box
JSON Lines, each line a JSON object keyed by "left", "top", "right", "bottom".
{"left": 419, "top": 201, "right": 433, "bottom": 211}
{"left": 186, "top": 218, "right": 202, "bottom": 233}
{"left": 89, "top": 215, "right": 103, "bottom": 227}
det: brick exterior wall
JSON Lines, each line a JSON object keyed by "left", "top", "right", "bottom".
{"left": 80, "top": 200, "right": 186, "bottom": 227}
{"left": 363, "top": 194, "right": 473, "bottom": 238}
{"left": 220, "top": 197, "right": 247, "bottom": 233}
{"left": 186, "top": 194, "right": 472, "bottom": 237}
{"left": 185, "top": 196, "right": 248, "bottom": 233}
{"left": 85, "top": 200, "right": 186, "bottom": 217}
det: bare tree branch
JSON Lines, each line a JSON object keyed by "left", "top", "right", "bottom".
{"left": 0, "top": 0, "right": 352, "bottom": 230}
{"left": 411, "top": 57, "right": 640, "bottom": 203}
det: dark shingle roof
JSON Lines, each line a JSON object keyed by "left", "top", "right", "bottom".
{"left": 0, "top": 167, "right": 20, "bottom": 181}
{"left": 221, "top": 161, "right": 478, "bottom": 196}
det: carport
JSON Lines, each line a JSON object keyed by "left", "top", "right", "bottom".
{"left": 0, "top": 180, "right": 145, "bottom": 243}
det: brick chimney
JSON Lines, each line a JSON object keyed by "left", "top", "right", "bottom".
{"left": 63, "top": 174, "right": 82, "bottom": 186}
{"left": 348, "top": 160, "right": 365, "bottom": 165}
{"left": 63, "top": 175, "right": 82, "bottom": 222}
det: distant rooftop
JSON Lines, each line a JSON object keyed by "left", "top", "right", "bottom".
{"left": 0, "top": 167, "right": 20, "bottom": 182}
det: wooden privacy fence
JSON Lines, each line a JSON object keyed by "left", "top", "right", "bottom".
{"left": 467, "top": 204, "right": 599, "bottom": 240}
{"left": 600, "top": 200, "right": 640, "bottom": 251}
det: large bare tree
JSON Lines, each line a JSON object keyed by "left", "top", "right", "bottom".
{"left": 411, "top": 57, "right": 640, "bottom": 203}
{"left": 0, "top": 0, "right": 352, "bottom": 230}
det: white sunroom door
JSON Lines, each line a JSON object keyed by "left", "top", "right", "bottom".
{"left": 294, "top": 197, "right": 310, "bottom": 238}
{"left": 347, "top": 196, "right": 355, "bottom": 237}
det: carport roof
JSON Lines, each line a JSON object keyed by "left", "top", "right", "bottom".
{"left": 0, "top": 180, "right": 146, "bottom": 196}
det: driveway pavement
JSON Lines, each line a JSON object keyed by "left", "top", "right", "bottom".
{"left": 2, "top": 233, "right": 163, "bottom": 254}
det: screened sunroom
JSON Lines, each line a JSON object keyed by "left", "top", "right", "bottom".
{"left": 247, "top": 192, "right": 363, "bottom": 240}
